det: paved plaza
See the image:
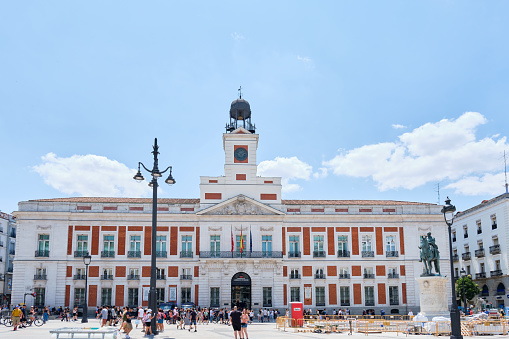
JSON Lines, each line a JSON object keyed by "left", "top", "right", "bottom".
{"left": 1, "top": 319, "right": 508, "bottom": 339}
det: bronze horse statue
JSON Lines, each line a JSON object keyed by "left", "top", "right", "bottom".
{"left": 419, "top": 234, "right": 441, "bottom": 276}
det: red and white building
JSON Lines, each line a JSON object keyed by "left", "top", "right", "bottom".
{"left": 12, "top": 98, "right": 449, "bottom": 314}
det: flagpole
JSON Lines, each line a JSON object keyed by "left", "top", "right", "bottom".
{"left": 231, "top": 225, "right": 233, "bottom": 258}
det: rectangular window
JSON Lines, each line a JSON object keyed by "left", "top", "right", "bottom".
{"left": 480, "top": 263, "right": 485, "bottom": 273}
{"left": 210, "top": 235, "right": 220, "bottom": 256}
{"left": 129, "top": 235, "right": 141, "bottom": 253}
{"left": 210, "top": 287, "right": 220, "bottom": 307}
{"left": 263, "top": 287, "right": 272, "bottom": 307}
{"left": 365, "top": 286, "right": 374, "bottom": 306}
{"left": 182, "top": 235, "right": 193, "bottom": 255}
{"left": 289, "top": 236, "right": 300, "bottom": 256}
{"left": 339, "top": 267, "right": 349, "bottom": 278}
{"left": 181, "top": 268, "right": 191, "bottom": 279}
{"left": 315, "top": 268, "right": 325, "bottom": 279}
{"left": 38, "top": 234, "right": 49, "bottom": 254}
{"left": 74, "top": 288, "right": 86, "bottom": 306}
{"left": 128, "top": 268, "right": 139, "bottom": 279}
{"left": 128, "top": 288, "right": 139, "bottom": 306}
{"left": 476, "top": 220, "right": 482, "bottom": 234}
{"left": 386, "top": 235, "right": 396, "bottom": 251}
{"left": 182, "top": 287, "right": 191, "bottom": 303}
{"left": 290, "top": 269, "right": 300, "bottom": 279}
{"left": 77, "top": 235, "right": 88, "bottom": 254}
{"left": 156, "top": 268, "right": 165, "bottom": 279}
{"left": 262, "top": 235, "right": 272, "bottom": 254}
{"left": 313, "top": 235, "right": 324, "bottom": 252}
{"left": 389, "top": 286, "right": 399, "bottom": 305}
{"left": 362, "top": 235, "right": 372, "bottom": 251}
{"left": 315, "top": 287, "right": 325, "bottom": 306}
{"left": 338, "top": 235, "right": 348, "bottom": 256}
{"left": 101, "top": 288, "right": 112, "bottom": 305}
{"left": 156, "top": 288, "right": 165, "bottom": 303}
{"left": 35, "top": 268, "right": 47, "bottom": 279}
{"left": 76, "top": 268, "right": 85, "bottom": 278}
{"left": 491, "top": 214, "right": 497, "bottom": 229}
{"left": 236, "top": 235, "right": 246, "bottom": 253}
{"left": 156, "top": 235, "right": 167, "bottom": 256}
{"left": 463, "top": 225, "right": 468, "bottom": 238}
{"left": 340, "top": 286, "right": 350, "bottom": 306}
{"left": 34, "top": 287, "right": 45, "bottom": 305}
{"left": 103, "top": 235, "right": 115, "bottom": 252}
{"left": 102, "top": 268, "right": 113, "bottom": 279}
{"left": 290, "top": 287, "right": 300, "bottom": 302}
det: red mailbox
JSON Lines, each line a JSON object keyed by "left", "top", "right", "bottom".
{"left": 289, "top": 301, "right": 304, "bottom": 327}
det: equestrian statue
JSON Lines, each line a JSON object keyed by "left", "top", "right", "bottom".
{"left": 419, "top": 232, "right": 441, "bottom": 276}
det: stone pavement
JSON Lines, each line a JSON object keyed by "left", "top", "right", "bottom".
{"left": 1, "top": 318, "right": 508, "bottom": 339}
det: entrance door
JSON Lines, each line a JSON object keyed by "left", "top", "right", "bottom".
{"left": 231, "top": 272, "right": 251, "bottom": 310}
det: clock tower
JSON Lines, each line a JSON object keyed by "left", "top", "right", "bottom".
{"left": 199, "top": 96, "right": 282, "bottom": 206}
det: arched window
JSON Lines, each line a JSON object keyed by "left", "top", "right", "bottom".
{"left": 481, "top": 285, "right": 489, "bottom": 296}
{"left": 496, "top": 283, "right": 505, "bottom": 295}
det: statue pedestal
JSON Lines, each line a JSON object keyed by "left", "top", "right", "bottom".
{"left": 416, "top": 276, "right": 450, "bottom": 318}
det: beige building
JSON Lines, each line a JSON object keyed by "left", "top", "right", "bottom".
{"left": 12, "top": 98, "right": 449, "bottom": 314}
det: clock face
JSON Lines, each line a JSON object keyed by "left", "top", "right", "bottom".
{"left": 234, "top": 147, "right": 248, "bottom": 161}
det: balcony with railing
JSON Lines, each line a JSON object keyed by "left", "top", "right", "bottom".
{"left": 464, "top": 232, "right": 468, "bottom": 239}
{"left": 180, "top": 275, "right": 192, "bottom": 280}
{"left": 388, "top": 273, "right": 399, "bottom": 279}
{"left": 490, "top": 245, "right": 501, "bottom": 255}
{"left": 339, "top": 273, "right": 350, "bottom": 279}
{"left": 127, "top": 251, "right": 141, "bottom": 258}
{"left": 462, "top": 252, "right": 471, "bottom": 261}
{"left": 475, "top": 272, "right": 486, "bottom": 279}
{"left": 34, "top": 274, "right": 47, "bottom": 280}
{"left": 199, "top": 251, "right": 283, "bottom": 258}
{"left": 475, "top": 249, "right": 485, "bottom": 258}
{"left": 101, "top": 251, "right": 115, "bottom": 258}
{"left": 362, "top": 251, "right": 374, "bottom": 258}
{"left": 156, "top": 251, "right": 167, "bottom": 258}
{"left": 180, "top": 251, "right": 193, "bottom": 258}
{"left": 73, "top": 274, "right": 87, "bottom": 280}
{"left": 314, "top": 273, "right": 326, "bottom": 279}
{"left": 477, "top": 228, "right": 482, "bottom": 235}
{"left": 74, "top": 250, "right": 89, "bottom": 258}
{"left": 9, "top": 249, "right": 15, "bottom": 255}
{"left": 363, "top": 273, "right": 375, "bottom": 279}
{"left": 289, "top": 274, "right": 301, "bottom": 279}
{"left": 127, "top": 274, "right": 140, "bottom": 280}
{"left": 337, "top": 250, "right": 350, "bottom": 258}
{"left": 313, "top": 250, "right": 326, "bottom": 258}
{"left": 156, "top": 274, "right": 166, "bottom": 280}
{"left": 101, "top": 274, "right": 113, "bottom": 280}
{"left": 452, "top": 236, "right": 456, "bottom": 242}
{"left": 35, "top": 250, "right": 50, "bottom": 257}
{"left": 492, "top": 223, "right": 497, "bottom": 230}
{"left": 452, "top": 254, "right": 459, "bottom": 262}
{"left": 490, "top": 270, "right": 503, "bottom": 277}
{"left": 9, "top": 230, "right": 16, "bottom": 238}
{"left": 288, "top": 251, "right": 301, "bottom": 258}
{"left": 386, "top": 251, "right": 399, "bottom": 257}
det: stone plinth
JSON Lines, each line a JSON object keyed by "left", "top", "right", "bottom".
{"left": 416, "top": 276, "right": 450, "bottom": 318}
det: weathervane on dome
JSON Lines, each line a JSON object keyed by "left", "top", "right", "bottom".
{"left": 238, "top": 86, "right": 242, "bottom": 99}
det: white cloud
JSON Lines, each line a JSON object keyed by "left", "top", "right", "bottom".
{"left": 444, "top": 173, "right": 507, "bottom": 196}
{"left": 258, "top": 156, "right": 312, "bottom": 193}
{"left": 313, "top": 167, "right": 328, "bottom": 179}
{"left": 34, "top": 153, "right": 152, "bottom": 197}
{"left": 231, "top": 32, "right": 245, "bottom": 40}
{"left": 323, "top": 112, "right": 508, "bottom": 193}
{"left": 297, "top": 56, "right": 311, "bottom": 63}
{"left": 392, "top": 124, "right": 407, "bottom": 129}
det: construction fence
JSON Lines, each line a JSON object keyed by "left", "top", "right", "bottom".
{"left": 276, "top": 316, "right": 508, "bottom": 336}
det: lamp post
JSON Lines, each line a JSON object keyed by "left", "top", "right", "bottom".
{"left": 441, "top": 197, "right": 462, "bottom": 339}
{"left": 460, "top": 268, "right": 467, "bottom": 315}
{"left": 82, "top": 254, "right": 92, "bottom": 323}
{"left": 133, "top": 138, "right": 175, "bottom": 335}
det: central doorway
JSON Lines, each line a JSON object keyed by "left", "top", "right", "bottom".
{"left": 231, "top": 272, "right": 251, "bottom": 310}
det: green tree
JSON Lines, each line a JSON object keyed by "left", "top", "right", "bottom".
{"left": 455, "top": 275, "right": 480, "bottom": 305}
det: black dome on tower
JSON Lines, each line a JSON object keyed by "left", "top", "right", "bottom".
{"left": 226, "top": 96, "right": 256, "bottom": 133}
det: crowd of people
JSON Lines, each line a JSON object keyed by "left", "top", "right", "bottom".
{"left": 7, "top": 304, "right": 51, "bottom": 331}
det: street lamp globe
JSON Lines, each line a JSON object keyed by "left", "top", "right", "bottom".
{"left": 83, "top": 255, "right": 92, "bottom": 266}
{"left": 441, "top": 197, "right": 456, "bottom": 226}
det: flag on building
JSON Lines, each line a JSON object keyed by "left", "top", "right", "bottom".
{"left": 250, "top": 226, "right": 253, "bottom": 254}
{"left": 231, "top": 226, "right": 233, "bottom": 252}
{"left": 240, "top": 228, "right": 244, "bottom": 253}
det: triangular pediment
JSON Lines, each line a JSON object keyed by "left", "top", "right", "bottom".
{"left": 230, "top": 127, "right": 252, "bottom": 134}
{"left": 197, "top": 195, "right": 285, "bottom": 216}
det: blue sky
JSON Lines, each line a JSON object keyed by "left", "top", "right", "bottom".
{"left": 1, "top": 1, "right": 509, "bottom": 214}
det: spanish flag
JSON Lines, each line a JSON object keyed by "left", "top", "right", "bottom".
{"left": 240, "top": 228, "right": 244, "bottom": 253}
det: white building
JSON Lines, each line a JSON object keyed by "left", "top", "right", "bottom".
{"left": 452, "top": 193, "right": 509, "bottom": 309}
{"left": 12, "top": 97, "right": 450, "bottom": 314}
{"left": 0, "top": 211, "right": 16, "bottom": 304}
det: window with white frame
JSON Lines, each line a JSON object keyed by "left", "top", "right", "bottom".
{"left": 340, "top": 286, "right": 350, "bottom": 306}
{"left": 210, "top": 235, "right": 220, "bottom": 255}
{"left": 262, "top": 235, "right": 272, "bottom": 254}
{"left": 315, "top": 287, "right": 325, "bottom": 306}
{"left": 182, "top": 235, "right": 193, "bottom": 256}
{"left": 77, "top": 235, "right": 88, "bottom": 254}
{"left": 290, "top": 287, "right": 300, "bottom": 302}
{"left": 289, "top": 236, "right": 300, "bottom": 256}
{"left": 364, "top": 286, "right": 374, "bottom": 306}
{"left": 386, "top": 235, "right": 396, "bottom": 252}
{"left": 338, "top": 235, "right": 348, "bottom": 256}
{"left": 389, "top": 286, "right": 399, "bottom": 305}
{"left": 103, "top": 235, "right": 114, "bottom": 255}
{"left": 156, "top": 235, "right": 167, "bottom": 256}
{"left": 362, "top": 235, "right": 372, "bottom": 252}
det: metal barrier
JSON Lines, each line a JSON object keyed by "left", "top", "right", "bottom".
{"left": 276, "top": 316, "right": 509, "bottom": 336}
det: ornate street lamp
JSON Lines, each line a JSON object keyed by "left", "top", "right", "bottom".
{"left": 133, "top": 138, "right": 175, "bottom": 335}
{"left": 441, "top": 197, "right": 462, "bottom": 339}
{"left": 82, "top": 254, "right": 92, "bottom": 323}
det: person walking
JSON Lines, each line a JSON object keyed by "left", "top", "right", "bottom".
{"left": 240, "top": 309, "right": 249, "bottom": 339}
{"left": 230, "top": 306, "right": 242, "bottom": 339}
{"left": 189, "top": 308, "right": 197, "bottom": 332}
{"left": 12, "top": 305, "right": 22, "bottom": 331}
{"left": 144, "top": 309, "right": 155, "bottom": 336}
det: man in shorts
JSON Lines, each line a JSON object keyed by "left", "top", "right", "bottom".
{"left": 124, "top": 307, "right": 133, "bottom": 339}
{"left": 137, "top": 306, "right": 144, "bottom": 329}
{"left": 11, "top": 305, "right": 23, "bottom": 331}
{"left": 101, "top": 306, "right": 108, "bottom": 327}
{"left": 230, "top": 306, "right": 242, "bottom": 339}
{"left": 189, "top": 308, "right": 197, "bottom": 332}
